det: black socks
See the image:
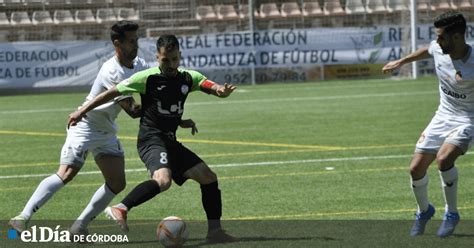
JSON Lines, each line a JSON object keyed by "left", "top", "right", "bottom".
{"left": 201, "top": 181, "right": 222, "bottom": 232}
{"left": 122, "top": 180, "right": 161, "bottom": 210}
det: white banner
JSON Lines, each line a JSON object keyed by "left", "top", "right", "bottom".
{"left": 175, "top": 24, "right": 474, "bottom": 68}
{"left": 2, "top": 23, "right": 474, "bottom": 89}
{"left": 0, "top": 41, "right": 114, "bottom": 89}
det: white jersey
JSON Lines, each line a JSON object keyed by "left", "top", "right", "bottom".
{"left": 76, "top": 56, "right": 149, "bottom": 133}
{"left": 429, "top": 40, "right": 474, "bottom": 118}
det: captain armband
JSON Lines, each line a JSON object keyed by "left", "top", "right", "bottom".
{"left": 200, "top": 80, "right": 218, "bottom": 94}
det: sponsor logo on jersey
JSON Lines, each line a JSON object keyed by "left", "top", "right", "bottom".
{"left": 441, "top": 86, "right": 467, "bottom": 99}
{"left": 181, "top": 85, "right": 189, "bottom": 95}
{"left": 157, "top": 85, "right": 166, "bottom": 91}
{"left": 110, "top": 69, "right": 120, "bottom": 83}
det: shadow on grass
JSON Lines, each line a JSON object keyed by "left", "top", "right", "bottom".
{"left": 113, "top": 236, "right": 338, "bottom": 247}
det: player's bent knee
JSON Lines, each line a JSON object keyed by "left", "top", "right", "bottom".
{"left": 57, "top": 166, "right": 79, "bottom": 184}
{"left": 435, "top": 154, "right": 452, "bottom": 167}
{"left": 194, "top": 171, "right": 217, "bottom": 185}
{"left": 203, "top": 170, "right": 217, "bottom": 184}
{"left": 152, "top": 177, "right": 171, "bottom": 192}
{"left": 409, "top": 166, "right": 425, "bottom": 179}
{"left": 108, "top": 180, "right": 126, "bottom": 194}
{"left": 151, "top": 168, "right": 172, "bottom": 191}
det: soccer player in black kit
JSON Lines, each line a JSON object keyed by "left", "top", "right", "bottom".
{"left": 68, "top": 34, "right": 236, "bottom": 243}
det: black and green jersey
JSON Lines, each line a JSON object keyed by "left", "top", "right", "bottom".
{"left": 116, "top": 67, "right": 206, "bottom": 133}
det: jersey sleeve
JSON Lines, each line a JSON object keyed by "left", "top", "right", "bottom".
{"left": 186, "top": 70, "right": 207, "bottom": 92}
{"left": 114, "top": 92, "right": 133, "bottom": 102}
{"left": 428, "top": 40, "right": 437, "bottom": 56}
{"left": 116, "top": 68, "right": 154, "bottom": 94}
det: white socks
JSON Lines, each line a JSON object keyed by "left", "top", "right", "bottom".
{"left": 411, "top": 166, "right": 459, "bottom": 214}
{"left": 73, "top": 184, "right": 116, "bottom": 230}
{"left": 21, "top": 174, "right": 65, "bottom": 219}
{"left": 411, "top": 174, "right": 429, "bottom": 213}
{"left": 439, "top": 166, "right": 458, "bottom": 213}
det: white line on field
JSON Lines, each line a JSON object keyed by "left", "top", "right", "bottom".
{"left": 0, "top": 154, "right": 412, "bottom": 180}
{"left": 0, "top": 91, "right": 437, "bottom": 114}
{"left": 188, "top": 91, "right": 438, "bottom": 106}
{"left": 0, "top": 108, "right": 73, "bottom": 114}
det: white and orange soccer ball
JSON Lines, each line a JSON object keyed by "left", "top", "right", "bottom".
{"left": 156, "top": 216, "right": 189, "bottom": 247}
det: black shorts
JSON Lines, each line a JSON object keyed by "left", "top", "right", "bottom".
{"left": 137, "top": 133, "right": 203, "bottom": 186}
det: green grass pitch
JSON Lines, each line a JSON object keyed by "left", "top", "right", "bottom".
{"left": 1, "top": 77, "right": 474, "bottom": 247}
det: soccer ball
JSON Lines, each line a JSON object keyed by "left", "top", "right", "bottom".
{"left": 156, "top": 216, "right": 189, "bottom": 247}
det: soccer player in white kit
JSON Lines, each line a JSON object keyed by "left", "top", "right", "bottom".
{"left": 383, "top": 11, "right": 472, "bottom": 237}
{"left": 8, "top": 21, "right": 149, "bottom": 235}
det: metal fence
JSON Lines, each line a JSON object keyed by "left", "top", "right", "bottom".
{"left": 1, "top": 0, "right": 471, "bottom": 42}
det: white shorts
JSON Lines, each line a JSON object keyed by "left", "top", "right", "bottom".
{"left": 415, "top": 113, "right": 474, "bottom": 154}
{"left": 60, "top": 126, "right": 124, "bottom": 168}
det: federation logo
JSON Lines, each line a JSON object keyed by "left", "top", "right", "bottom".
{"left": 181, "top": 85, "right": 189, "bottom": 95}
{"left": 350, "top": 28, "right": 384, "bottom": 64}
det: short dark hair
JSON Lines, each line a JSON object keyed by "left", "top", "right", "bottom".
{"left": 156, "top": 34, "right": 180, "bottom": 52}
{"left": 434, "top": 11, "right": 466, "bottom": 35}
{"left": 110, "top": 21, "right": 139, "bottom": 42}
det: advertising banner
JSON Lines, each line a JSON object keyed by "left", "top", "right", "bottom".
{"left": 2, "top": 24, "right": 474, "bottom": 89}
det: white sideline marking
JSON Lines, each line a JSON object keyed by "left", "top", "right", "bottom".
{"left": 0, "top": 154, "right": 411, "bottom": 180}
{"left": 0, "top": 108, "right": 73, "bottom": 114}
{"left": 188, "top": 91, "right": 438, "bottom": 106}
{"left": 0, "top": 91, "right": 436, "bottom": 114}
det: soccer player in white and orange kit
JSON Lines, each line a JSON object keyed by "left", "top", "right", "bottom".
{"left": 383, "top": 11, "right": 472, "bottom": 237}
{"left": 9, "top": 21, "right": 149, "bottom": 235}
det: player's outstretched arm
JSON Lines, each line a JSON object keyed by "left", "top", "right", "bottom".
{"left": 382, "top": 47, "right": 430, "bottom": 74}
{"left": 201, "top": 80, "right": 237, "bottom": 98}
{"left": 68, "top": 86, "right": 122, "bottom": 128}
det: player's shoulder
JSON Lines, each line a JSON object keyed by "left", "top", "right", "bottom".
{"left": 429, "top": 40, "right": 442, "bottom": 54}
{"left": 178, "top": 67, "right": 198, "bottom": 74}
{"left": 130, "top": 67, "right": 161, "bottom": 80}
{"left": 96, "top": 57, "right": 123, "bottom": 80}
{"left": 179, "top": 68, "right": 206, "bottom": 80}
{"left": 100, "top": 56, "right": 119, "bottom": 70}
{"left": 94, "top": 57, "right": 118, "bottom": 82}
{"left": 178, "top": 68, "right": 206, "bottom": 78}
